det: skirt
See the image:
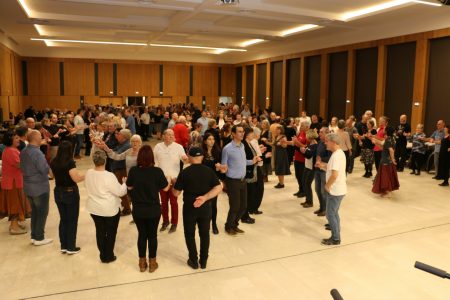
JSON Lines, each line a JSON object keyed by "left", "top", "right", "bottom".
{"left": 0, "top": 186, "right": 32, "bottom": 221}
{"left": 372, "top": 163, "right": 400, "bottom": 194}
{"left": 360, "top": 148, "right": 374, "bottom": 165}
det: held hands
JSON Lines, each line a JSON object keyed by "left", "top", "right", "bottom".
{"left": 324, "top": 184, "right": 330, "bottom": 193}
{"left": 253, "top": 156, "right": 262, "bottom": 164}
{"left": 122, "top": 176, "right": 127, "bottom": 183}
{"left": 214, "top": 163, "right": 221, "bottom": 171}
{"left": 193, "top": 195, "right": 207, "bottom": 208}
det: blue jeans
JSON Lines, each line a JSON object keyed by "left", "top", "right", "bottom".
{"left": 314, "top": 170, "right": 326, "bottom": 212}
{"left": 74, "top": 134, "right": 84, "bottom": 156}
{"left": 325, "top": 192, "right": 344, "bottom": 241}
{"left": 27, "top": 193, "right": 50, "bottom": 241}
{"left": 54, "top": 186, "right": 80, "bottom": 251}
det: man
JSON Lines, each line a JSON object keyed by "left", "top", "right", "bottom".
{"left": 154, "top": 129, "right": 188, "bottom": 233}
{"left": 172, "top": 147, "right": 222, "bottom": 270}
{"left": 299, "top": 111, "right": 311, "bottom": 126}
{"left": 345, "top": 118, "right": 358, "bottom": 173}
{"left": 197, "top": 110, "right": 209, "bottom": 136}
{"left": 124, "top": 108, "right": 136, "bottom": 134}
{"left": 25, "top": 117, "right": 36, "bottom": 130}
{"left": 173, "top": 116, "right": 189, "bottom": 150}
{"left": 110, "top": 129, "right": 132, "bottom": 215}
{"left": 73, "top": 108, "right": 86, "bottom": 159}
{"left": 394, "top": 115, "right": 411, "bottom": 172}
{"left": 221, "top": 125, "right": 260, "bottom": 235}
{"left": 428, "top": 120, "right": 446, "bottom": 179}
{"left": 161, "top": 111, "right": 170, "bottom": 134}
{"left": 322, "top": 133, "right": 347, "bottom": 246}
{"left": 103, "top": 122, "right": 119, "bottom": 172}
{"left": 310, "top": 114, "right": 322, "bottom": 132}
{"left": 46, "top": 113, "right": 63, "bottom": 161}
{"left": 314, "top": 127, "right": 331, "bottom": 217}
{"left": 140, "top": 107, "right": 150, "bottom": 141}
{"left": 233, "top": 113, "right": 242, "bottom": 126}
{"left": 269, "top": 112, "right": 277, "bottom": 125}
{"left": 20, "top": 130, "right": 52, "bottom": 246}
{"left": 364, "top": 110, "right": 377, "bottom": 128}
{"left": 168, "top": 112, "right": 178, "bottom": 129}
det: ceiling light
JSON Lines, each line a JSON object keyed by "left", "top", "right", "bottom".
{"left": 31, "top": 38, "right": 147, "bottom": 46}
{"left": 280, "top": 24, "right": 319, "bottom": 37}
{"left": 241, "top": 39, "right": 264, "bottom": 47}
{"left": 34, "top": 24, "right": 45, "bottom": 35}
{"left": 149, "top": 43, "right": 246, "bottom": 52}
{"left": 412, "top": 0, "right": 442, "bottom": 6}
{"left": 215, "top": 49, "right": 230, "bottom": 54}
{"left": 17, "top": 0, "right": 32, "bottom": 17}
{"left": 341, "top": 0, "right": 411, "bottom": 21}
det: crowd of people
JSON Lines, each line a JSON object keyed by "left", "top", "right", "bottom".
{"left": 0, "top": 102, "right": 449, "bottom": 272}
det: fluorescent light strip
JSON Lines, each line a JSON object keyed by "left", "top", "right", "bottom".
{"left": 31, "top": 38, "right": 147, "bottom": 46}
{"left": 17, "top": 0, "right": 32, "bottom": 17}
{"left": 412, "top": 0, "right": 442, "bottom": 6}
{"left": 341, "top": 0, "right": 411, "bottom": 21}
{"left": 241, "top": 39, "right": 264, "bottom": 47}
{"left": 280, "top": 24, "right": 319, "bottom": 37}
{"left": 149, "top": 43, "right": 246, "bottom": 52}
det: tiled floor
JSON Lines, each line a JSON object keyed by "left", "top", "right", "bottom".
{"left": 1, "top": 144, "right": 449, "bottom": 300}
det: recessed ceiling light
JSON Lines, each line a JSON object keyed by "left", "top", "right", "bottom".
{"left": 241, "top": 39, "right": 264, "bottom": 47}
{"left": 412, "top": 0, "right": 442, "bottom": 6}
{"left": 280, "top": 24, "right": 319, "bottom": 37}
{"left": 31, "top": 38, "right": 147, "bottom": 46}
{"left": 17, "top": 0, "right": 32, "bottom": 17}
{"left": 341, "top": 0, "right": 411, "bottom": 21}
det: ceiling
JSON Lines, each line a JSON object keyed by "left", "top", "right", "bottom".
{"left": 0, "top": 0, "right": 449, "bottom": 64}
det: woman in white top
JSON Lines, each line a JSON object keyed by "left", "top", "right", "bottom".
{"left": 101, "top": 134, "right": 142, "bottom": 175}
{"left": 216, "top": 111, "right": 226, "bottom": 130}
{"left": 85, "top": 151, "right": 127, "bottom": 263}
{"left": 328, "top": 117, "right": 338, "bottom": 133}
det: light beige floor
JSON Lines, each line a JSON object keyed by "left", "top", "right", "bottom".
{"left": 1, "top": 145, "right": 449, "bottom": 300}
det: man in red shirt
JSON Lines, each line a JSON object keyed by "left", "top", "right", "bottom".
{"left": 173, "top": 116, "right": 189, "bottom": 150}
{"left": 292, "top": 122, "right": 309, "bottom": 199}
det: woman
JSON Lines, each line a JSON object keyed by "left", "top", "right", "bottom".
{"left": 259, "top": 119, "right": 272, "bottom": 182}
{"left": 154, "top": 108, "right": 163, "bottom": 139}
{"left": 437, "top": 125, "right": 450, "bottom": 186}
{"left": 216, "top": 110, "right": 226, "bottom": 130}
{"left": 126, "top": 145, "right": 170, "bottom": 272}
{"left": 204, "top": 119, "right": 220, "bottom": 148}
{"left": 409, "top": 124, "right": 427, "bottom": 176}
{"left": 85, "top": 151, "right": 128, "bottom": 263}
{"left": 372, "top": 126, "right": 399, "bottom": 197}
{"left": 201, "top": 132, "right": 223, "bottom": 234}
{"left": 300, "top": 129, "right": 318, "bottom": 208}
{"left": 0, "top": 131, "right": 31, "bottom": 234}
{"left": 373, "top": 116, "right": 388, "bottom": 172}
{"left": 359, "top": 119, "right": 377, "bottom": 178}
{"left": 50, "top": 141, "right": 85, "bottom": 254}
{"left": 328, "top": 117, "right": 338, "bottom": 133}
{"left": 102, "top": 134, "right": 142, "bottom": 175}
{"left": 248, "top": 128, "right": 265, "bottom": 215}
{"left": 241, "top": 128, "right": 258, "bottom": 224}
{"left": 273, "top": 125, "right": 291, "bottom": 188}
{"left": 336, "top": 119, "right": 352, "bottom": 174}
{"left": 220, "top": 123, "right": 232, "bottom": 148}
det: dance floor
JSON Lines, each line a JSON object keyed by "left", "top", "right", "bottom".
{"left": 1, "top": 143, "right": 449, "bottom": 300}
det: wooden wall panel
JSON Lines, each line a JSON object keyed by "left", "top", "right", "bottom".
{"left": 21, "top": 96, "right": 80, "bottom": 112}
{"left": 327, "top": 51, "right": 348, "bottom": 120}
{"left": 64, "top": 62, "right": 95, "bottom": 96}
{"left": 354, "top": 47, "right": 378, "bottom": 119}
{"left": 193, "top": 65, "right": 218, "bottom": 97}
{"left": 117, "top": 63, "right": 159, "bottom": 96}
{"left": 0, "top": 47, "right": 13, "bottom": 96}
{"left": 163, "top": 64, "right": 190, "bottom": 97}
{"left": 27, "top": 60, "right": 60, "bottom": 96}
{"left": 286, "top": 58, "right": 300, "bottom": 117}
{"left": 304, "top": 55, "right": 321, "bottom": 116}
{"left": 235, "top": 67, "right": 242, "bottom": 106}
{"left": 221, "top": 66, "right": 236, "bottom": 99}
{"left": 270, "top": 61, "right": 283, "bottom": 115}
{"left": 245, "top": 65, "right": 254, "bottom": 109}
{"left": 256, "top": 63, "right": 267, "bottom": 111}
{"left": 98, "top": 63, "right": 114, "bottom": 96}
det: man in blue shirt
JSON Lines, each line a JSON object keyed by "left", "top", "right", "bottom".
{"left": 429, "top": 120, "right": 446, "bottom": 179}
{"left": 20, "top": 130, "right": 52, "bottom": 246}
{"left": 124, "top": 108, "right": 136, "bottom": 134}
{"left": 221, "top": 125, "right": 260, "bottom": 235}
{"left": 197, "top": 110, "right": 209, "bottom": 136}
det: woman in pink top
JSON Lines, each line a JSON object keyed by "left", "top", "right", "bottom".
{"left": 373, "top": 116, "right": 388, "bottom": 172}
{"left": 0, "top": 130, "right": 31, "bottom": 235}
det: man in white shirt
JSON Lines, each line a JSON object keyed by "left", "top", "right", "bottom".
{"left": 140, "top": 107, "right": 150, "bottom": 141}
{"left": 153, "top": 129, "right": 188, "bottom": 233}
{"left": 322, "top": 133, "right": 347, "bottom": 245}
{"left": 73, "top": 108, "right": 86, "bottom": 159}
{"left": 299, "top": 111, "right": 312, "bottom": 126}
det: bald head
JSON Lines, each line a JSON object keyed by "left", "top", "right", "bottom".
{"left": 27, "top": 130, "right": 42, "bottom": 146}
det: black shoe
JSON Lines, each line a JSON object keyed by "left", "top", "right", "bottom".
{"left": 410, "top": 170, "right": 416, "bottom": 175}
{"left": 241, "top": 217, "right": 255, "bottom": 224}
{"left": 313, "top": 209, "right": 321, "bottom": 215}
{"left": 253, "top": 210, "right": 263, "bottom": 215}
{"left": 324, "top": 225, "right": 331, "bottom": 231}
{"left": 102, "top": 256, "right": 117, "bottom": 263}
{"left": 160, "top": 222, "right": 169, "bottom": 232}
{"left": 274, "top": 183, "right": 285, "bottom": 189}
{"left": 212, "top": 225, "right": 219, "bottom": 235}
{"left": 66, "top": 247, "right": 81, "bottom": 255}
{"left": 225, "top": 227, "right": 236, "bottom": 235}
{"left": 187, "top": 259, "right": 199, "bottom": 270}
{"left": 234, "top": 227, "right": 245, "bottom": 234}
{"left": 321, "top": 238, "right": 340, "bottom": 245}
{"left": 199, "top": 259, "right": 207, "bottom": 269}
{"left": 293, "top": 191, "right": 301, "bottom": 196}
{"left": 168, "top": 224, "right": 177, "bottom": 233}
{"left": 439, "top": 182, "right": 449, "bottom": 186}
{"left": 432, "top": 176, "right": 442, "bottom": 180}
{"left": 302, "top": 203, "right": 313, "bottom": 208}
{"left": 297, "top": 193, "right": 306, "bottom": 198}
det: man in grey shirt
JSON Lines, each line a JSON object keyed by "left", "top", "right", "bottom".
{"left": 20, "top": 130, "right": 53, "bottom": 246}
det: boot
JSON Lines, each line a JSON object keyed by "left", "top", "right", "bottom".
{"left": 149, "top": 257, "right": 159, "bottom": 273}
{"left": 139, "top": 257, "right": 148, "bottom": 272}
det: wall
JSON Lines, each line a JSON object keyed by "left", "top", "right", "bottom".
{"left": 234, "top": 27, "right": 450, "bottom": 130}
{"left": 0, "top": 44, "right": 22, "bottom": 121}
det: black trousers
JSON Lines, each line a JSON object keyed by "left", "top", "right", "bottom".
{"left": 183, "top": 204, "right": 211, "bottom": 262}
{"left": 410, "top": 152, "right": 425, "bottom": 172}
{"left": 54, "top": 187, "right": 80, "bottom": 251}
{"left": 134, "top": 214, "right": 161, "bottom": 258}
{"left": 395, "top": 143, "right": 408, "bottom": 171}
{"left": 211, "top": 197, "right": 218, "bottom": 226}
{"left": 243, "top": 167, "right": 264, "bottom": 218}
{"left": 141, "top": 124, "right": 149, "bottom": 140}
{"left": 294, "top": 161, "right": 305, "bottom": 193}
{"left": 91, "top": 211, "right": 120, "bottom": 262}
{"left": 224, "top": 178, "right": 247, "bottom": 230}
{"left": 302, "top": 168, "right": 315, "bottom": 204}
{"left": 374, "top": 151, "right": 382, "bottom": 172}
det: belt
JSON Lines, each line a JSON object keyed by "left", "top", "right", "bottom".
{"left": 226, "top": 176, "right": 246, "bottom": 182}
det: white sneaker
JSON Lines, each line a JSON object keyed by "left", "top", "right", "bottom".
{"left": 33, "top": 238, "right": 53, "bottom": 246}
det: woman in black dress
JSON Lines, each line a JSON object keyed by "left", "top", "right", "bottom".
{"left": 273, "top": 125, "right": 291, "bottom": 188}
{"left": 437, "top": 125, "right": 450, "bottom": 186}
{"left": 201, "top": 132, "right": 223, "bottom": 234}
{"left": 259, "top": 119, "right": 272, "bottom": 182}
